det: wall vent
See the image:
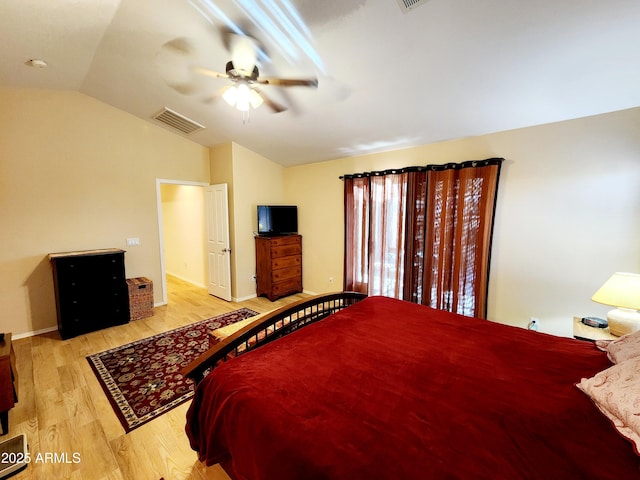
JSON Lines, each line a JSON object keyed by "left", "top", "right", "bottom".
{"left": 396, "top": 0, "right": 430, "bottom": 13}
{"left": 153, "top": 107, "right": 205, "bottom": 135}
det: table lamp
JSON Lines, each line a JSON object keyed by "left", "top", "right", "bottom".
{"left": 591, "top": 272, "right": 640, "bottom": 336}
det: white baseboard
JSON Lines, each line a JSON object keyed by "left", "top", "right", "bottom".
{"left": 13, "top": 326, "right": 59, "bottom": 340}
{"left": 233, "top": 293, "right": 257, "bottom": 302}
{"left": 233, "top": 290, "right": 317, "bottom": 303}
{"left": 165, "top": 271, "right": 206, "bottom": 289}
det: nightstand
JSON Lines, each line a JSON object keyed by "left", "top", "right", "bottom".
{"left": 0, "top": 334, "right": 18, "bottom": 435}
{"left": 573, "top": 317, "right": 618, "bottom": 342}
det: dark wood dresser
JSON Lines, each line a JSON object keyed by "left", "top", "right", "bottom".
{"left": 49, "top": 248, "right": 130, "bottom": 339}
{"left": 255, "top": 235, "right": 302, "bottom": 301}
{"left": 0, "top": 334, "right": 17, "bottom": 435}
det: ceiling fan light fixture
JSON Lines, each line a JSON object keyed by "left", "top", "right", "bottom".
{"left": 236, "top": 98, "right": 250, "bottom": 111}
{"left": 249, "top": 89, "right": 263, "bottom": 109}
{"left": 223, "top": 83, "right": 262, "bottom": 111}
{"left": 222, "top": 85, "right": 238, "bottom": 106}
{"left": 235, "top": 83, "right": 251, "bottom": 111}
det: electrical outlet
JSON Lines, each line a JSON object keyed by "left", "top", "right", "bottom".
{"left": 329, "top": 276, "right": 334, "bottom": 284}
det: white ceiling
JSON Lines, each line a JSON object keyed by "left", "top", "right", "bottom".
{"left": 2, "top": 0, "right": 640, "bottom": 167}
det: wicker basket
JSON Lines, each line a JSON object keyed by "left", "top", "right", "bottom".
{"left": 126, "top": 277, "right": 153, "bottom": 321}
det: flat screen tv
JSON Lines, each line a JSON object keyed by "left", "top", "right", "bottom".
{"left": 257, "top": 205, "right": 298, "bottom": 236}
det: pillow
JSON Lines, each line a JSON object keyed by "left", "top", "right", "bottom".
{"left": 594, "top": 330, "right": 640, "bottom": 364}
{"left": 577, "top": 356, "right": 640, "bottom": 455}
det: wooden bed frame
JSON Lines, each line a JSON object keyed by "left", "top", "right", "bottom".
{"left": 180, "top": 292, "right": 367, "bottom": 384}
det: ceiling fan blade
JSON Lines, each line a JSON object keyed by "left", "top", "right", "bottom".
{"left": 168, "top": 83, "right": 200, "bottom": 95}
{"left": 161, "top": 37, "right": 194, "bottom": 56}
{"left": 257, "top": 77, "right": 319, "bottom": 88}
{"left": 156, "top": 38, "right": 202, "bottom": 95}
{"left": 192, "top": 66, "right": 229, "bottom": 80}
{"left": 254, "top": 88, "right": 287, "bottom": 113}
{"left": 201, "top": 85, "right": 230, "bottom": 105}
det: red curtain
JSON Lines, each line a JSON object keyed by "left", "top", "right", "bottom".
{"left": 344, "top": 159, "right": 502, "bottom": 318}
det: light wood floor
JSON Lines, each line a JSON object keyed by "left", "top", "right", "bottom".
{"left": 7, "top": 276, "right": 308, "bottom": 480}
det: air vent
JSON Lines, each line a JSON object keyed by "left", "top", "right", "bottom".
{"left": 396, "top": 0, "right": 430, "bottom": 13}
{"left": 153, "top": 107, "right": 205, "bottom": 135}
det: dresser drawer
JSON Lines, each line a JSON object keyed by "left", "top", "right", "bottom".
{"left": 269, "top": 235, "right": 301, "bottom": 247}
{"left": 272, "top": 244, "right": 302, "bottom": 258}
{"left": 55, "top": 254, "right": 125, "bottom": 290}
{"left": 272, "top": 256, "right": 301, "bottom": 270}
{"left": 272, "top": 266, "right": 302, "bottom": 282}
{"left": 272, "top": 278, "right": 302, "bottom": 297}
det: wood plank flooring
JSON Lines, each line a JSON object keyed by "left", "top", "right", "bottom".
{"left": 7, "top": 276, "right": 308, "bottom": 480}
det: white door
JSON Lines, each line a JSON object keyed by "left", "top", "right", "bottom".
{"left": 205, "top": 184, "right": 232, "bottom": 301}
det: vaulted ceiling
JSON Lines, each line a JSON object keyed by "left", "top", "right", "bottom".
{"left": 2, "top": 0, "right": 639, "bottom": 166}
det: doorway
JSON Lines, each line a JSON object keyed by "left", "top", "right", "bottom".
{"left": 156, "top": 179, "right": 209, "bottom": 305}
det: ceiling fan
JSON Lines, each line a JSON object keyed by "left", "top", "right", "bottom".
{"left": 161, "top": 34, "right": 318, "bottom": 113}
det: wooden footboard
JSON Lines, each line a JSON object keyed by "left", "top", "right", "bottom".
{"left": 181, "top": 291, "right": 367, "bottom": 384}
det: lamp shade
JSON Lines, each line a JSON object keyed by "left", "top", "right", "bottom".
{"left": 591, "top": 272, "right": 640, "bottom": 336}
{"left": 591, "top": 272, "right": 640, "bottom": 309}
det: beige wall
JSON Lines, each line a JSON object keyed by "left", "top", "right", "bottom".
{"left": 231, "top": 143, "right": 285, "bottom": 300}
{"left": 2, "top": 86, "right": 638, "bottom": 339}
{"left": 210, "top": 142, "right": 285, "bottom": 300}
{"left": 0, "top": 87, "right": 209, "bottom": 337}
{"left": 285, "top": 108, "right": 640, "bottom": 336}
{"left": 160, "top": 184, "right": 206, "bottom": 287}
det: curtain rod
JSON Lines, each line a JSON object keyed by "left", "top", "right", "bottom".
{"left": 339, "top": 157, "right": 504, "bottom": 180}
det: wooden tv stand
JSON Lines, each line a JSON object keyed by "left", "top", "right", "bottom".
{"left": 255, "top": 235, "right": 302, "bottom": 301}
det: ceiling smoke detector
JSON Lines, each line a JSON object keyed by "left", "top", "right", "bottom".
{"left": 395, "top": 0, "right": 431, "bottom": 13}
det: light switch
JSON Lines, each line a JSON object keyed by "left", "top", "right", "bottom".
{"left": 126, "top": 237, "right": 141, "bottom": 246}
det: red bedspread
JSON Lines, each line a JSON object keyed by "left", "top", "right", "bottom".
{"left": 186, "top": 296, "right": 640, "bottom": 479}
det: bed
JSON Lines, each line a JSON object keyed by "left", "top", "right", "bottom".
{"left": 181, "top": 293, "right": 640, "bottom": 479}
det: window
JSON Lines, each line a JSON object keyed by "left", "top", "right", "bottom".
{"left": 343, "top": 159, "right": 502, "bottom": 318}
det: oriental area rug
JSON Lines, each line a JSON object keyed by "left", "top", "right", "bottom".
{"left": 87, "top": 308, "right": 258, "bottom": 432}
